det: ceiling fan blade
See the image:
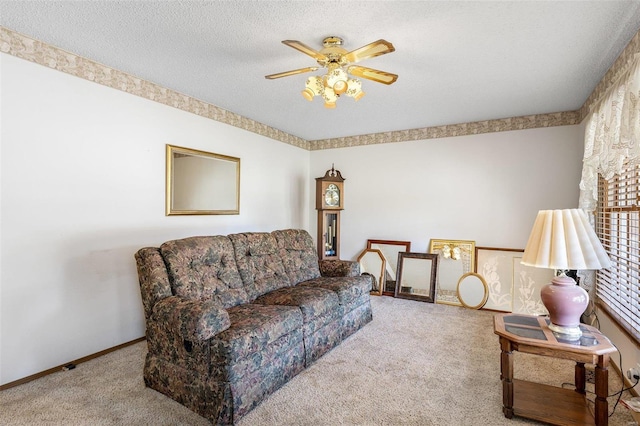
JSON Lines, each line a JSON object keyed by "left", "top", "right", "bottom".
{"left": 265, "top": 67, "right": 319, "bottom": 80}
{"left": 344, "top": 39, "right": 395, "bottom": 64}
{"left": 348, "top": 66, "right": 398, "bottom": 85}
{"left": 282, "top": 40, "right": 328, "bottom": 61}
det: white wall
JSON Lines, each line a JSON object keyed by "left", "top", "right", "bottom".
{"left": 310, "top": 125, "right": 583, "bottom": 261}
{"left": 4, "top": 49, "right": 633, "bottom": 389}
{"left": 599, "top": 312, "right": 640, "bottom": 386}
{"left": 311, "top": 126, "right": 640, "bottom": 382}
{"left": 0, "top": 53, "right": 310, "bottom": 385}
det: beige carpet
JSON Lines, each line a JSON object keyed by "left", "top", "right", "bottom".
{"left": 1, "top": 296, "right": 636, "bottom": 425}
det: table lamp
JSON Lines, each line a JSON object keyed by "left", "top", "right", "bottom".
{"left": 521, "top": 209, "right": 611, "bottom": 338}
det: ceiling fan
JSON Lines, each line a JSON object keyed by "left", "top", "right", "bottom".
{"left": 265, "top": 36, "right": 398, "bottom": 108}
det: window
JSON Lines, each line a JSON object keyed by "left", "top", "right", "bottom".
{"left": 596, "top": 164, "right": 640, "bottom": 343}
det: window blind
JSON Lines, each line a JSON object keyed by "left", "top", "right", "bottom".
{"left": 596, "top": 164, "right": 640, "bottom": 343}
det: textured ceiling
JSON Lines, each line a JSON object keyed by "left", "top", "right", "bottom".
{"left": 2, "top": 1, "right": 640, "bottom": 141}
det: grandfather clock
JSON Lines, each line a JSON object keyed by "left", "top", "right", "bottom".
{"left": 316, "top": 165, "right": 344, "bottom": 260}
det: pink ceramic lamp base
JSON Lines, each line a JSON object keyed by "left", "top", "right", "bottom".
{"left": 540, "top": 274, "right": 589, "bottom": 338}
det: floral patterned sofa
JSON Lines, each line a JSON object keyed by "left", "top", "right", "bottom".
{"left": 134, "top": 229, "right": 372, "bottom": 424}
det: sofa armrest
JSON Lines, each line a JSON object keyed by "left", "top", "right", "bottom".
{"left": 135, "top": 247, "right": 173, "bottom": 320}
{"left": 319, "top": 259, "right": 360, "bottom": 277}
{"left": 151, "top": 296, "right": 231, "bottom": 341}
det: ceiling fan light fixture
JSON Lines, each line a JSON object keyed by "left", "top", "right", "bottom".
{"left": 302, "top": 76, "right": 323, "bottom": 101}
{"left": 322, "top": 87, "right": 338, "bottom": 108}
{"left": 333, "top": 80, "right": 348, "bottom": 95}
{"left": 301, "top": 89, "right": 314, "bottom": 102}
{"left": 326, "top": 66, "right": 349, "bottom": 94}
{"left": 267, "top": 36, "right": 396, "bottom": 108}
{"left": 345, "top": 78, "right": 365, "bottom": 101}
{"left": 323, "top": 86, "right": 337, "bottom": 101}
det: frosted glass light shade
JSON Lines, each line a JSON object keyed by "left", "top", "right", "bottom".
{"left": 326, "top": 67, "right": 348, "bottom": 95}
{"left": 345, "top": 79, "right": 365, "bottom": 101}
{"left": 299, "top": 70, "right": 366, "bottom": 106}
{"left": 302, "top": 76, "right": 323, "bottom": 101}
{"left": 521, "top": 209, "right": 611, "bottom": 270}
{"left": 322, "top": 87, "right": 337, "bottom": 109}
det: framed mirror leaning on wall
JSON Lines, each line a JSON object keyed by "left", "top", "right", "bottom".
{"left": 166, "top": 144, "right": 240, "bottom": 215}
{"left": 366, "top": 239, "right": 412, "bottom": 296}
{"left": 428, "top": 239, "right": 476, "bottom": 306}
{"left": 394, "top": 252, "right": 438, "bottom": 303}
{"left": 357, "top": 248, "right": 386, "bottom": 296}
{"left": 456, "top": 272, "right": 489, "bottom": 309}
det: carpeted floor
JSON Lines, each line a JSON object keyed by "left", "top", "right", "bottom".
{"left": 1, "top": 296, "right": 636, "bottom": 425}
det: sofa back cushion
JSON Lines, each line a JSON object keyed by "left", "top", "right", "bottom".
{"left": 160, "top": 236, "right": 249, "bottom": 309}
{"left": 229, "top": 232, "right": 291, "bottom": 300}
{"left": 272, "top": 229, "right": 321, "bottom": 285}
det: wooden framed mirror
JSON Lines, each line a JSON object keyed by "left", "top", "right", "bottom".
{"left": 357, "top": 248, "right": 386, "bottom": 296}
{"left": 166, "top": 144, "right": 240, "bottom": 215}
{"left": 456, "top": 273, "right": 489, "bottom": 309}
{"left": 366, "top": 239, "right": 411, "bottom": 296}
{"left": 428, "top": 239, "right": 476, "bottom": 306}
{"left": 394, "top": 252, "right": 438, "bottom": 303}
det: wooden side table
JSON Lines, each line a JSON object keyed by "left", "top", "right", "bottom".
{"left": 494, "top": 314, "right": 617, "bottom": 426}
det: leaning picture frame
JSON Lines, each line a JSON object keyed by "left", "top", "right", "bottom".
{"left": 428, "top": 239, "right": 475, "bottom": 306}
{"left": 357, "top": 248, "right": 386, "bottom": 296}
{"left": 394, "top": 252, "right": 438, "bottom": 303}
{"left": 474, "top": 247, "right": 522, "bottom": 312}
{"left": 366, "top": 239, "right": 412, "bottom": 296}
{"left": 512, "top": 256, "right": 552, "bottom": 315}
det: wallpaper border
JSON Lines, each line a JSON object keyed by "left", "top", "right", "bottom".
{"left": 1, "top": 26, "right": 638, "bottom": 151}
{"left": 308, "top": 111, "right": 580, "bottom": 150}
{"left": 578, "top": 30, "right": 640, "bottom": 121}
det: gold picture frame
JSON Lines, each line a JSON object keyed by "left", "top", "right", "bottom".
{"left": 456, "top": 272, "right": 489, "bottom": 309}
{"left": 428, "top": 239, "right": 476, "bottom": 306}
{"left": 357, "top": 248, "right": 386, "bottom": 296}
{"left": 166, "top": 144, "right": 240, "bottom": 215}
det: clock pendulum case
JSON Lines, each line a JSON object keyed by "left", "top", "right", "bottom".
{"left": 315, "top": 165, "right": 344, "bottom": 260}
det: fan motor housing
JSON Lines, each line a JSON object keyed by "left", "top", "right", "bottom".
{"left": 319, "top": 37, "right": 347, "bottom": 66}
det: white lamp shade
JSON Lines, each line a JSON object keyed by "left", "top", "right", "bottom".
{"left": 521, "top": 209, "right": 611, "bottom": 270}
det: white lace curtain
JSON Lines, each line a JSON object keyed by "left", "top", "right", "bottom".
{"left": 577, "top": 53, "right": 640, "bottom": 300}
{"left": 579, "top": 53, "right": 640, "bottom": 212}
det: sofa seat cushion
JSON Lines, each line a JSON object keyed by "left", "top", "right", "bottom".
{"left": 160, "top": 236, "right": 249, "bottom": 309}
{"left": 211, "top": 304, "right": 303, "bottom": 363}
{"left": 253, "top": 286, "right": 340, "bottom": 324}
{"left": 299, "top": 276, "right": 372, "bottom": 309}
{"left": 212, "top": 328, "right": 304, "bottom": 384}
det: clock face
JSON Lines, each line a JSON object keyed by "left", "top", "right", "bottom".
{"left": 324, "top": 183, "right": 340, "bottom": 206}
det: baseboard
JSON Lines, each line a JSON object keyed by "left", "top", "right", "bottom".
{"left": 0, "top": 336, "right": 146, "bottom": 391}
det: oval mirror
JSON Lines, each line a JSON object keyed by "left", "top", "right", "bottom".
{"left": 456, "top": 272, "right": 489, "bottom": 309}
